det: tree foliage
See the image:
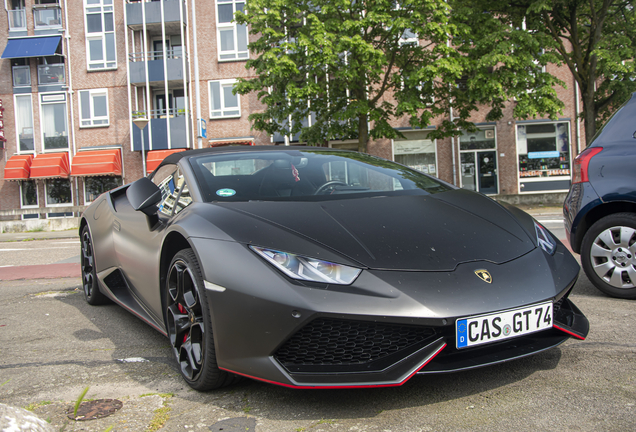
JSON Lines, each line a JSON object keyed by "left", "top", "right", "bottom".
{"left": 235, "top": 0, "right": 635, "bottom": 151}
{"left": 455, "top": 0, "right": 636, "bottom": 144}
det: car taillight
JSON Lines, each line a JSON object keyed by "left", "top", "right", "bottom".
{"left": 572, "top": 147, "right": 603, "bottom": 184}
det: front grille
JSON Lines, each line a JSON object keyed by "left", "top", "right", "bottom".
{"left": 275, "top": 318, "right": 435, "bottom": 369}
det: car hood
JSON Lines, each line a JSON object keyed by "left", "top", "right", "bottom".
{"left": 204, "top": 189, "right": 535, "bottom": 271}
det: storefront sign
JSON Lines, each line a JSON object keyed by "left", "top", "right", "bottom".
{"left": 528, "top": 151, "right": 560, "bottom": 159}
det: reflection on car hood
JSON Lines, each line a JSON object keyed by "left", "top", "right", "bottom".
{"left": 211, "top": 189, "right": 535, "bottom": 271}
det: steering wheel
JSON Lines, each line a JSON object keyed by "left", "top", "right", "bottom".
{"left": 314, "top": 181, "right": 347, "bottom": 195}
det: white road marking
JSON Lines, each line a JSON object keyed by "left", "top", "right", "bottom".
{"left": 0, "top": 247, "right": 78, "bottom": 252}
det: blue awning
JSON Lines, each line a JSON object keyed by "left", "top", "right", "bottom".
{"left": 1, "top": 36, "right": 62, "bottom": 59}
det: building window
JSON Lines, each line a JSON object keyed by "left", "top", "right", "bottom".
{"left": 8, "top": 0, "right": 26, "bottom": 31}
{"left": 45, "top": 178, "right": 73, "bottom": 218}
{"left": 79, "top": 89, "right": 109, "bottom": 127}
{"left": 37, "top": 56, "right": 65, "bottom": 86}
{"left": 393, "top": 131, "right": 438, "bottom": 176}
{"left": 34, "top": 0, "right": 62, "bottom": 29}
{"left": 209, "top": 80, "right": 240, "bottom": 118}
{"left": 216, "top": 0, "right": 248, "bottom": 61}
{"left": 14, "top": 94, "right": 34, "bottom": 153}
{"left": 84, "top": 0, "right": 116, "bottom": 70}
{"left": 84, "top": 176, "right": 121, "bottom": 203}
{"left": 40, "top": 93, "right": 69, "bottom": 151}
{"left": 517, "top": 122, "right": 571, "bottom": 193}
{"left": 12, "top": 59, "right": 30, "bottom": 87}
{"left": 20, "top": 180, "right": 39, "bottom": 220}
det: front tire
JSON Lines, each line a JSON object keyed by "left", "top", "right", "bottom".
{"left": 81, "top": 226, "right": 109, "bottom": 305}
{"left": 164, "top": 249, "right": 238, "bottom": 390}
{"left": 581, "top": 213, "right": 636, "bottom": 299}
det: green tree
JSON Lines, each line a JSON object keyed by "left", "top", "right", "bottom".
{"left": 235, "top": 0, "right": 461, "bottom": 153}
{"left": 454, "top": 0, "right": 636, "bottom": 145}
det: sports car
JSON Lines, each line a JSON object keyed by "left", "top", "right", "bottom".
{"left": 80, "top": 146, "right": 589, "bottom": 390}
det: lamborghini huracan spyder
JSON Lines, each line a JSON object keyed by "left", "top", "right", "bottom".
{"left": 80, "top": 146, "right": 589, "bottom": 390}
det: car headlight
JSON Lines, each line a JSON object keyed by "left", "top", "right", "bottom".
{"left": 534, "top": 221, "right": 556, "bottom": 255}
{"left": 250, "top": 246, "right": 361, "bottom": 285}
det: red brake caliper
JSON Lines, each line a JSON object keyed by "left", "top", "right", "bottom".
{"left": 177, "top": 304, "right": 189, "bottom": 343}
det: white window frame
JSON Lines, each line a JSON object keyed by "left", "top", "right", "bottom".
{"left": 14, "top": 93, "right": 35, "bottom": 155}
{"left": 20, "top": 180, "right": 40, "bottom": 220}
{"left": 79, "top": 88, "right": 109, "bottom": 128}
{"left": 209, "top": 79, "right": 241, "bottom": 119}
{"left": 216, "top": 0, "right": 249, "bottom": 61}
{"left": 12, "top": 65, "right": 31, "bottom": 87}
{"left": 44, "top": 178, "right": 74, "bottom": 218}
{"left": 83, "top": 0, "right": 117, "bottom": 71}
{"left": 39, "top": 92, "right": 69, "bottom": 152}
{"left": 391, "top": 131, "right": 439, "bottom": 177}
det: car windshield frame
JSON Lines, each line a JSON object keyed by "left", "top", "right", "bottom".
{"left": 188, "top": 149, "right": 453, "bottom": 203}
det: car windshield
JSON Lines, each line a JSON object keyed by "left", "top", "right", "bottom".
{"left": 189, "top": 149, "right": 452, "bottom": 202}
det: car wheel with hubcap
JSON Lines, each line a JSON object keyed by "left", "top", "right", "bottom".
{"left": 81, "top": 226, "right": 109, "bottom": 305}
{"left": 581, "top": 212, "right": 636, "bottom": 299}
{"left": 165, "top": 248, "right": 238, "bottom": 390}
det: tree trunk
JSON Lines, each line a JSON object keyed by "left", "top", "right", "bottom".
{"left": 357, "top": 114, "right": 369, "bottom": 153}
{"left": 581, "top": 89, "right": 597, "bottom": 149}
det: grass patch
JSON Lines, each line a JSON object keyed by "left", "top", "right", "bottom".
{"left": 73, "top": 386, "right": 90, "bottom": 419}
{"left": 24, "top": 401, "right": 52, "bottom": 411}
{"left": 146, "top": 394, "right": 174, "bottom": 432}
{"left": 26, "top": 227, "right": 45, "bottom": 233}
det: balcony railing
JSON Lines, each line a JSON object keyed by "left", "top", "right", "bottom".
{"left": 34, "top": 7, "right": 62, "bottom": 29}
{"left": 13, "top": 65, "right": 31, "bottom": 87}
{"left": 37, "top": 64, "right": 65, "bottom": 86}
{"left": 128, "top": 49, "right": 186, "bottom": 62}
{"left": 8, "top": 9, "right": 26, "bottom": 31}
{"left": 133, "top": 108, "right": 188, "bottom": 119}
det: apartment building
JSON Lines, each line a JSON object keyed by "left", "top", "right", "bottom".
{"left": 0, "top": 0, "right": 583, "bottom": 224}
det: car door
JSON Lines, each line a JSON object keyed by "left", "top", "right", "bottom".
{"left": 112, "top": 164, "right": 180, "bottom": 321}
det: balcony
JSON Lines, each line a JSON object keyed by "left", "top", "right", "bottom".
{"left": 128, "top": 51, "right": 189, "bottom": 86}
{"left": 126, "top": 0, "right": 187, "bottom": 32}
{"left": 34, "top": 6, "right": 62, "bottom": 32}
{"left": 12, "top": 65, "right": 31, "bottom": 87}
{"left": 37, "top": 64, "right": 65, "bottom": 86}
{"left": 132, "top": 109, "right": 191, "bottom": 151}
{"left": 8, "top": 9, "right": 26, "bottom": 31}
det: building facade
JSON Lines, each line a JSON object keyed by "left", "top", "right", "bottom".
{"left": 0, "top": 0, "right": 584, "bottom": 224}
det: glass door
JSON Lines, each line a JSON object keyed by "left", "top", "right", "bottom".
{"left": 478, "top": 151, "right": 497, "bottom": 194}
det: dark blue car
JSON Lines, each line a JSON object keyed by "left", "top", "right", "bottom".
{"left": 564, "top": 92, "right": 636, "bottom": 299}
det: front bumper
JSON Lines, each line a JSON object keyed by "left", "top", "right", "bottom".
{"left": 192, "top": 237, "right": 588, "bottom": 389}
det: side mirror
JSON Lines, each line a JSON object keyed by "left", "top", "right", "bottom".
{"left": 127, "top": 177, "right": 162, "bottom": 216}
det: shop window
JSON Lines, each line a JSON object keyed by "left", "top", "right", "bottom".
{"left": 84, "top": 0, "right": 116, "bottom": 70}
{"left": 84, "top": 176, "right": 121, "bottom": 203}
{"left": 45, "top": 178, "right": 73, "bottom": 218}
{"left": 20, "top": 180, "right": 39, "bottom": 220}
{"left": 14, "top": 94, "right": 34, "bottom": 153}
{"left": 40, "top": 93, "right": 69, "bottom": 150}
{"left": 209, "top": 80, "right": 240, "bottom": 118}
{"left": 517, "top": 122, "right": 570, "bottom": 180}
{"left": 79, "top": 89, "right": 109, "bottom": 127}
{"left": 216, "top": 0, "right": 248, "bottom": 61}
{"left": 393, "top": 132, "right": 437, "bottom": 176}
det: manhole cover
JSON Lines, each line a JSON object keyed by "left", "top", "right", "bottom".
{"left": 67, "top": 399, "right": 123, "bottom": 421}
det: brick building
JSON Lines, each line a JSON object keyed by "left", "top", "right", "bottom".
{"left": 0, "top": 0, "right": 583, "bottom": 225}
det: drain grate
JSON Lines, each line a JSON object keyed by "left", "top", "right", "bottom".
{"left": 67, "top": 399, "right": 123, "bottom": 421}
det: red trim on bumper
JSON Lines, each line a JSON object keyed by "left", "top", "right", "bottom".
{"left": 554, "top": 324, "right": 586, "bottom": 340}
{"left": 219, "top": 343, "right": 447, "bottom": 389}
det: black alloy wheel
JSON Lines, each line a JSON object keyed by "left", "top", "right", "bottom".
{"left": 81, "top": 226, "right": 109, "bottom": 305}
{"left": 581, "top": 212, "right": 636, "bottom": 299}
{"left": 165, "top": 248, "right": 238, "bottom": 390}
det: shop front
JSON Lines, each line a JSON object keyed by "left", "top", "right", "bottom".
{"left": 459, "top": 127, "right": 498, "bottom": 195}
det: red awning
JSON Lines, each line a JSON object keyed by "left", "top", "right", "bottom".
{"left": 30, "top": 152, "right": 70, "bottom": 179}
{"left": 209, "top": 140, "right": 254, "bottom": 147}
{"left": 3, "top": 154, "right": 33, "bottom": 181}
{"left": 146, "top": 149, "right": 186, "bottom": 174}
{"left": 71, "top": 149, "right": 122, "bottom": 177}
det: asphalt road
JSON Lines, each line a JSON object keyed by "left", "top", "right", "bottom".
{"left": 1, "top": 239, "right": 634, "bottom": 431}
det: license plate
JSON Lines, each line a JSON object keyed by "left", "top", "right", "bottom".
{"left": 456, "top": 301, "right": 553, "bottom": 349}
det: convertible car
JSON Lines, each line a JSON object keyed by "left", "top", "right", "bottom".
{"left": 80, "top": 146, "right": 589, "bottom": 390}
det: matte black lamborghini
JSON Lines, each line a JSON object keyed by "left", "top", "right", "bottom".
{"left": 80, "top": 146, "right": 589, "bottom": 390}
